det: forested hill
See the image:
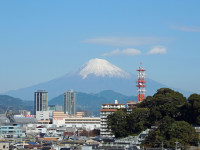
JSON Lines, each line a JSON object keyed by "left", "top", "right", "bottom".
{"left": 107, "top": 88, "right": 200, "bottom": 149}
{"left": 49, "top": 90, "right": 137, "bottom": 116}
{"left": 0, "top": 95, "right": 33, "bottom": 114}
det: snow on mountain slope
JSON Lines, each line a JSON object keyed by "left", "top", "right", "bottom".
{"left": 3, "top": 58, "right": 191, "bottom": 100}
{"left": 79, "top": 58, "right": 131, "bottom": 79}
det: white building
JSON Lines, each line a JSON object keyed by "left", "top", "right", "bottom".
{"left": 52, "top": 111, "right": 100, "bottom": 130}
{"left": 36, "top": 111, "right": 50, "bottom": 124}
{"left": 100, "top": 100, "right": 125, "bottom": 137}
{"left": 64, "top": 117, "right": 100, "bottom": 130}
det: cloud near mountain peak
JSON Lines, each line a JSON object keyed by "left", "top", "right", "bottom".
{"left": 102, "top": 48, "right": 141, "bottom": 56}
{"left": 84, "top": 36, "right": 171, "bottom": 47}
{"left": 147, "top": 46, "right": 167, "bottom": 55}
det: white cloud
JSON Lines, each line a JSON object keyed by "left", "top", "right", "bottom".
{"left": 147, "top": 46, "right": 167, "bottom": 55}
{"left": 84, "top": 37, "right": 171, "bottom": 47}
{"left": 170, "top": 25, "right": 200, "bottom": 32}
{"left": 102, "top": 48, "right": 141, "bottom": 56}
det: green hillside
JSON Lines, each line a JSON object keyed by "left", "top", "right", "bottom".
{"left": 49, "top": 90, "right": 137, "bottom": 116}
{"left": 94, "top": 90, "right": 137, "bottom": 101}
{"left": 0, "top": 95, "right": 33, "bottom": 114}
{"left": 0, "top": 90, "right": 136, "bottom": 116}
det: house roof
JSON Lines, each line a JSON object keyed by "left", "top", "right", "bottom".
{"left": 100, "top": 109, "right": 118, "bottom": 112}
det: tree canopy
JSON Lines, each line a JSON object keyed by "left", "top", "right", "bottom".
{"left": 188, "top": 94, "right": 200, "bottom": 125}
{"left": 144, "top": 119, "right": 199, "bottom": 149}
{"left": 107, "top": 109, "right": 128, "bottom": 138}
{"left": 138, "top": 88, "right": 187, "bottom": 125}
{"left": 106, "top": 88, "right": 200, "bottom": 148}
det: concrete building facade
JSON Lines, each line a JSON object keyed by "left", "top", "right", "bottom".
{"left": 52, "top": 111, "right": 100, "bottom": 130}
{"left": 0, "top": 124, "right": 22, "bottom": 139}
{"left": 34, "top": 90, "right": 48, "bottom": 115}
{"left": 64, "top": 90, "right": 76, "bottom": 115}
{"left": 100, "top": 100, "right": 125, "bottom": 137}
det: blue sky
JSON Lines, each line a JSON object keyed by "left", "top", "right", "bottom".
{"left": 0, "top": 1, "right": 200, "bottom": 94}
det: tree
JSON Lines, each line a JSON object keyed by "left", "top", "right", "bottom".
{"left": 165, "top": 121, "right": 199, "bottom": 149}
{"left": 127, "top": 108, "right": 150, "bottom": 135}
{"left": 106, "top": 88, "right": 199, "bottom": 147}
{"left": 138, "top": 88, "right": 187, "bottom": 125}
{"left": 188, "top": 94, "right": 200, "bottom": 125}
{"left": 107, "top": 109, "right": 128, "bottom": 138}
{"left": 144, "top": 120, "right": 199, "bottom": 149}
{"left": 107, "top": 108, "right": 150, "bottom": 138}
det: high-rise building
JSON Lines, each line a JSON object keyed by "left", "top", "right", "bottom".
{"left": 100, "top": 100, "right": 125, "bottom": 137}
{"left": 64, "top": 90, "right": 76, "bottom": 115}
{"left": 34, "top": 90, "right": 48, "bottom": 115}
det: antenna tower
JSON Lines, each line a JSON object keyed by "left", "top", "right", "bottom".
{"left": 136, "top": 62, "right": 146, "bottom": 102}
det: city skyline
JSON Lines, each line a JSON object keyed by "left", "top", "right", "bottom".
{"left": 0, "top": 1, "right": 200, "bottom": 94}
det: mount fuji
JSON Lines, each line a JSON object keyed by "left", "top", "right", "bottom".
{"left": 4, "top": 58, "right": 176, "bottom": 100}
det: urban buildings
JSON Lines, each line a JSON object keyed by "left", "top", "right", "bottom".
{"left": 100, "top": 100, "right": 125, "bottom": 137}
{"left": 0, "top": 124, "right": 22, "bottom": 139}
{"left": 64, "top": 90, "right": 76, "bottom": 115}
{"left": 36, "top": 111, "right": 50, "bottom": 124}
{"left": 34, "top": 90, "right": 48, "bottom": 114}
{"left": 53, "top": 111, "right": 68, "bottom": 125}
{"left": 0, "top": 141, "right": 9, "bottom": 150}
{"left": 34, "top": 90, "right": 49, "bottom": 124}
{"left": 52, "top": 111, "right": 100, "bottom": 130}
{"left": 126, "top": 101, "right": 137, "bottom": 113}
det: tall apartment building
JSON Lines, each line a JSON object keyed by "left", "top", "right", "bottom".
{"left": 64, "top": 90, "right": 76, "bottom": 115}
{"left": 34, "top": 90, "right": 50, "bottom": 124}
{"left": 34, "top": 90, "right": 48, "bottom": 115}
{"left": 100, "top": 100, "right": 125, "bottom": 137}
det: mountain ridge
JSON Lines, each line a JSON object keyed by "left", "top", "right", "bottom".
{"left": 0, "top": 95, "right": 34, "bottom": 114}
{"left": 49, "top": 90, "right": 137, "bottom": 116}
{"left": 2, "top": 58, "right": 192, "bottom": 100}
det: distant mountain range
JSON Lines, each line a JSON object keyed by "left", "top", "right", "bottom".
{"left": 0, "top": 95, "right": 34, "bottom": 114}
{"left": 3, "top": 58, "right": 192, "bottom": 100}
{"left": 49, "top": 90, "right": 137, "bottom": 116}
{"left": 0, "top": 90, "right": 136, "bottom": 116}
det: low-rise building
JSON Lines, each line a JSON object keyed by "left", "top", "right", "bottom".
{"left": 0, "top": 124, "right": 22, "bottom": 139}
{"left": 127, "top": 101, "right": 137, "bottom": 113}
{"left": 53, "top": 111, "right": 100, "bottom": 130}
{"left": 0, "top": 141, "right": 9, "bottom": 150}
{"left": 36, "top": 125, "right": 47, "bottom": 134}
{"left": 53, "top": 111, "right": 67, "bottom": 124}
{"left": 36, "top": 111, "right": 50, "bottom": 124}
{"left": 65, "top": 117, "right": 100, "bottom": 130}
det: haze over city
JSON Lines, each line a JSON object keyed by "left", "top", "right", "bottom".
{"left": 0, "top": 1, "right": 200, "bottom": 94}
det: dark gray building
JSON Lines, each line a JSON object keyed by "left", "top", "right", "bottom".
{"left": 64, "top": 90, "right": 76, "bottom": 115}
{"left": 34, "top": 90, "right": 48, "bottom": 115}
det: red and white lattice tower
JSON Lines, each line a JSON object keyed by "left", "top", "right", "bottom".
{"left": 136, "top": 63, "right": 146, "bottom": 102}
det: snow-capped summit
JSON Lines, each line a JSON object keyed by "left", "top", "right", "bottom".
{"left": 79, "top": 58, "right": 131, "bottom": 79}
{"left": 5, "top": 58, "right": 173, "bottom": 100}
